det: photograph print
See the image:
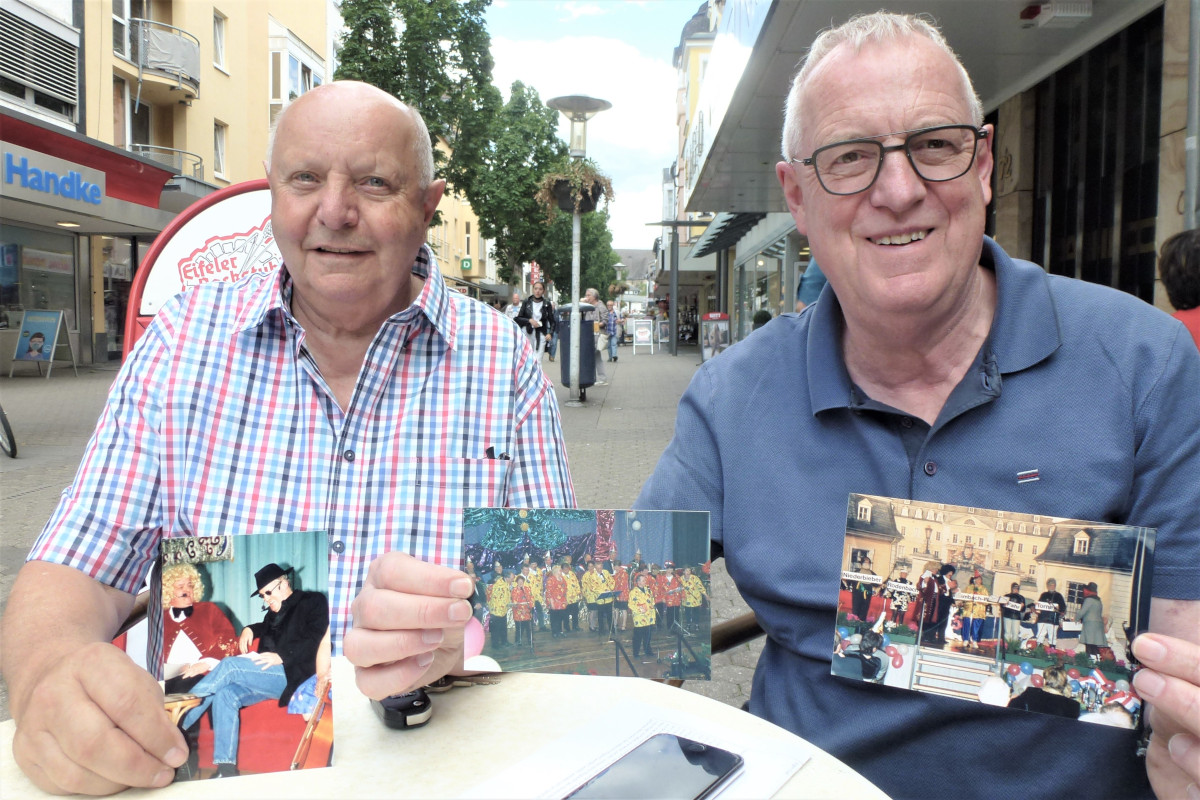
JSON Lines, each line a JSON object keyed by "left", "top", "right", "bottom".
{"left": 832, "top": 494, "right": 1154, "bottom": 731}
{"left": 462, "top": 508, "right": 712, "bottom": 681}
{"left": 158, "top": 530, "right": 332, "bottom": 781}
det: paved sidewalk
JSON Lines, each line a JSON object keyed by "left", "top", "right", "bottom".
{"left": 0, "top": 342, "right": 763, "bottom": 721}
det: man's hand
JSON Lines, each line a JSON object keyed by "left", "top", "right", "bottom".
{"left": 238, "top": 626, "right": 255, "bottom": 653}
{"left": 343, "top": 552, "right": 474, "bottom": 699}
{"left": 1134, "top": 633, "right": 1200, "bottom": 798}
{"left": 3, "top": 562, "right": 187, "bottom": 795}
{"left": 10, "top": 642, "right": 188, "bottom": 795}
{"left": 248, "top": 651, "right": 284, "bottom": 669}
{"left": 1137, "top": 599, "right": 1200, "bottom": 799}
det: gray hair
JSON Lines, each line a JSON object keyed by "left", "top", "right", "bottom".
{"left": 780, "top": 12, "right": 983, "bottom": 161}
{"left": 585, "top": 287, "right": 600, "bottom": 301}
{"left": 267, "top": 82, "right": 435, "bottom": 189}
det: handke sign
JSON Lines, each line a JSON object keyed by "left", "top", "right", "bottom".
{"left": 3, "top": 144, "right": 104, "bottom": 207}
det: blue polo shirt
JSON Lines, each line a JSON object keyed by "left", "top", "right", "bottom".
{"left": 636, "top": 237, "right": 1200, "bottom": 799}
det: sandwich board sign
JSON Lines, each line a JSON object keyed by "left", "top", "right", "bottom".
{"left": 10, "top": 309, "right": 77, "bottom": 379}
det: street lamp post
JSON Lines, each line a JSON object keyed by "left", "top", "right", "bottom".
{"left": 547, "top": 95, "right": 610, "bottom": 405}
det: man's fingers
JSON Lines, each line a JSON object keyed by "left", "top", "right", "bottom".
{"left": 365, "top": 552, "right": 473, "bottom": 599}
{"left": 14, "top": 727, "right": 131, "bottom": 796}
{"left": 343, "top": 626, "right": 448, "bottom": 669}
{"left": 17, "top": 691, "right": 177, "bottom": 795}
{"left": 79, "top": 649, "right": 187, "bottom": 769}
{"left": 1134, "top": 634, "right": 1200, "bottom": 687}
{"left": 352, "top": 581, "right": 473, "bottom": 632}
{"left": 353, "top": 656, "right": 438, "bottom": 701}
{"left": 349, "top": 630, "right": 467, "bottom": 699}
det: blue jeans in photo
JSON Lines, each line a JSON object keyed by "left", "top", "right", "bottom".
{"left": 607, "top": 330, "right": 619, "bottom": 360}
{"left": 181, "top": 656, "right": 287, "bottom": 766}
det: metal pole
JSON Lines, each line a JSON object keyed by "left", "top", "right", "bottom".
{"left": 568, "top": 210, "right": 582, "bottom": 404}
{"left": 669, "top": 228, "right": 679, "bottom": 356}
{"left": 1185, "top": 0, "right": 1199, "bottom": 229}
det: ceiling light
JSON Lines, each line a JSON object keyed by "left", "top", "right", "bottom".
{"left": 56, "top": 221, "right": 81, "bottom": 228}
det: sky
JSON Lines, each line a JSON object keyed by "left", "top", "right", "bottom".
{"left": 485, "top": 0, "right": 705, "bottom": 252}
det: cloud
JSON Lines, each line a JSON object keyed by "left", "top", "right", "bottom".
{"left": 557, "top": 2, "right": 607, "bottom": 22}
{"left": 491, "top": 34, "right": 677, "bottom": 249}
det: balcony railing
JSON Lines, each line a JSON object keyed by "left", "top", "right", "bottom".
{"left": 129, "top": 144, "right": 204, "bottom": 181}
{"left": 130, "top": 18, "right": 200, "bottom": 98}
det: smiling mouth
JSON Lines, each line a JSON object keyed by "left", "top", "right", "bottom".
{"left": 870, "top": 229, "right": 931, "bottom": 246}
{"left": 315, "top": 246, "right": 366, "bottom": 255}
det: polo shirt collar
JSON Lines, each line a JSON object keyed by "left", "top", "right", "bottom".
{"left": 235, "top": 244, "right": 459, "bottom": 349}
{"left": 807, "top": 236, "right": 1062, "bottom": 415}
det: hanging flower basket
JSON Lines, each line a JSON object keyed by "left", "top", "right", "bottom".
{"left": 553, "top": 179, "right": 603, "bottom": 213}
{"left": 536, "top": 157, "right": 614, "bottom": 223}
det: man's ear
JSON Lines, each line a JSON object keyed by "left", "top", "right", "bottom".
{"left": 776, "top": 161, "right": 809, "bottom": 235}
{"left": 975, "top": 124, "right": 995, "bottom": 206}
{"left": 423, "top": 179, "right": 447, "bottom": 226}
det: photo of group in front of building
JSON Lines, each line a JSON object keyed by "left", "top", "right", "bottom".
{"left": 833, "top": 494, "right": 1154, "bottom": 730}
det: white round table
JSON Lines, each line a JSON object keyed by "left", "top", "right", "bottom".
{"left": 0, "top": 658, "right": 888, "bottom": 799}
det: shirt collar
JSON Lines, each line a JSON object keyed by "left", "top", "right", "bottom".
{"left": 233, "top": 244, "right": 459, "bottom": 349}
{"left": 807, "top": 236, "right": 1062, "bottom": 415}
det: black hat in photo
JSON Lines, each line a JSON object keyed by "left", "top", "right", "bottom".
{"left": 252, "top": 562, "right": 290, "bottom": 596}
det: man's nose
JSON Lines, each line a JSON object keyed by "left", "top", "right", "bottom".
{"left": 869, "top": 145, "right": 926, "bottom": 209}
{"left": 316, "top": 179, "right": 359, "bottom": 229}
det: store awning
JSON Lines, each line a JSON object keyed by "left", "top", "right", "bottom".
{"left": 690, "top": 211, "right": 766, "bottom": 258}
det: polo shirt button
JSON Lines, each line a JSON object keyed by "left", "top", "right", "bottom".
{"left": 901, "top": 417, "right": 914, "bottom": 428}
{"left": 343, "top": 449, "right": 356, "bottom": 462}
{"left": 331, "top": 540, "right": 346, "bottom": 554}
{"left": 924, "top": 460, "right": 938, "bottom": 476}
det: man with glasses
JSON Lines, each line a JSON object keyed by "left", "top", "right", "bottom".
{"left": 178, "top": 563, "right": 329, "bottom": 779}
{"left": 637, "top": 11, "right": 1200, "bottom": 799}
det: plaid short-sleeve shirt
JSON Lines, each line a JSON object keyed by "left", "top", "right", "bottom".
{"left": 30, "top": 245, "right": 575, "bottom": 662}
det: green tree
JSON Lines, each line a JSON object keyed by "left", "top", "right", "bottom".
{"left": 472, "top": 82, "right": 568, "bottom": 283}
{"left": 334, "top": 0, "right": 399, "bottom": 92}
{"left": 534, "top": 205, "right": 620, "bottom": 304}
{"left": 335, "top": 0, "right": 501, "bottom": 201}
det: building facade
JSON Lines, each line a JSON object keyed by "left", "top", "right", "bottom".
{"left": 2, "top": 0, "right": 496, "bottom": 368}
{"left": 2, "top": 0, "right": 337, "bottom": 369}
{"left": 667, "top": 0, "right": 1195, "bottom": 343}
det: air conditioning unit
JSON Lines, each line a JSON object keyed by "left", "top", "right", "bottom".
{"left": 1019, "top": 1, "right": 1093, "bottom": 29}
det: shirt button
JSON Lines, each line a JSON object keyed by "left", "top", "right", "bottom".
{"left": 331, "top": 540, "right": 346, "bottom": 554}
{"left": 901, "top": 417, "right": 914, "bottom": 428}
{"left": 343, "top": 449, "right": 356, "bottom": 462}
{"left": 924, "top": 460, "right": 938, "bottom": 476}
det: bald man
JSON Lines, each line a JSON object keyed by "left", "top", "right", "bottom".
{"left": 3, "top": 81, "right": 574, "bottom": 794}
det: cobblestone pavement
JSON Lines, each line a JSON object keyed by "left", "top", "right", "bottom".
{"left": 0, "top": 341, "right": 764, "bottom": 721}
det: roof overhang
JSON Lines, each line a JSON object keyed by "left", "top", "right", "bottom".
{"left": 686, "top": 0, "right": 1165, "bottom": 214}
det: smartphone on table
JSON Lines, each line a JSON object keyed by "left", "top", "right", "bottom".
{"left": 565, "top": 733, "right": 743, "bottom": 800}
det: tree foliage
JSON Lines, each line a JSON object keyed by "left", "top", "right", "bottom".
{"left": 470, "top": 82, "right": 567, "bottom": 283}
{"left": 335, "top": 0, "right": 501, "bottom": 201}
{"left": 335, "top": 1, "right": 621, "bottom": 289}
{"left": 534, "top": 204, "right": 621, "bottom": 304}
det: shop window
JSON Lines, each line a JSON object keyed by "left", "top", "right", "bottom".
{"left": 0, "top": 224, "right": 77, "bottom": 332}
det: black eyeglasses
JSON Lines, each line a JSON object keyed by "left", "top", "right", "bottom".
{"left": 259, "top": 578, "right": 285, "bottom": 599}
{"left": 791, "top": 124, "right": 988, "bottom": 196}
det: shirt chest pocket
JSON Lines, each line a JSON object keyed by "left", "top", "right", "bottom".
{"left": 408, "top": 456, "right": 512, "bottom": 511}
